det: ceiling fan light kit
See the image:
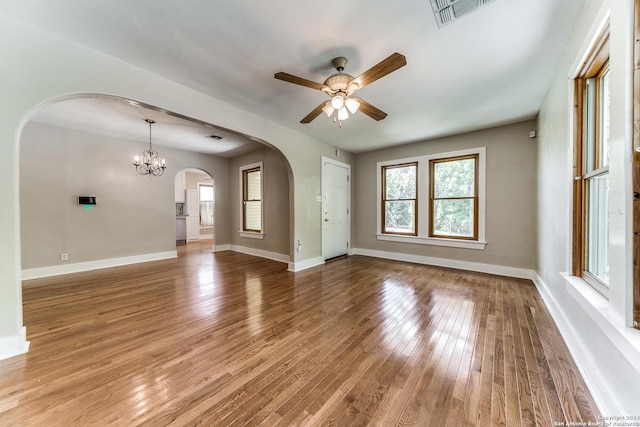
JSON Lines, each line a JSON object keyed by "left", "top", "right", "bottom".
{"left": 275, "top": 52, "right": 406, "bottom": 127}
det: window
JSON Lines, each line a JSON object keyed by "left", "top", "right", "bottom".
{"left": 198, "top": 183, "right": 214, "bottom": 227}
{"left": 429, "top": 154, "right": 478, "bottom": 240}
{"left": 381, "top": 163, "right": 417, "bottom": 235}
{"left": 573, "top": 29, "right": 609, "bottom": 296}
{"left": 377, "top": 147, "right": 486, "bottom": 250}
{"left": 240, "top": 162, "right": 263, "bottom": 236}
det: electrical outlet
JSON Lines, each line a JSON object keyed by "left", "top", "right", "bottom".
{"left": 60, "top": 253, "right": 68, "bottom": 261}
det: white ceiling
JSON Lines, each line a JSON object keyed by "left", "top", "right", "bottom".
{"left": 1, "top": 0, "right": 585, "bottom": 154}
{"left": 29, "top": 96, "right": 266, "bottom": 158}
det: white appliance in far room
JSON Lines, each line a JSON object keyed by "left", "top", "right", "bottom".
{"left": 186, "top": 189, "right": 199, "bottom": 242}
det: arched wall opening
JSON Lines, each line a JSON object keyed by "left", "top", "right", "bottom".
{"left": 175, "top": 168, "right": 215, "bottom": 248}
{"left": 19, "top": 94, "right": 294, "bottom": 280}
{"left": 0, "top": 17, "right": 351, "bottom": 359}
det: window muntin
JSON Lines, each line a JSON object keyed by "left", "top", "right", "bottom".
{"left": 242, "top": 165, "right": 262, "bottom": 233}
{"left": 429, "top": 155, "right": 478, "bottom": 240}
{"left": 382, "top": 163, "right": 417, "bottom": 235}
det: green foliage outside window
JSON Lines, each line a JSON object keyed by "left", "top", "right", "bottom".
{"left": 431, "top": 156, "right": 476, "bottom": 238}
{"left": 383, "top": 164, "right": 416, "bottom": 234}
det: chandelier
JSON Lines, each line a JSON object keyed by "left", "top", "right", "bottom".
{"left": 133, "top": 119, "right": 166, "bottom": 176}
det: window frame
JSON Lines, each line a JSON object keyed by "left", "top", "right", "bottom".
{"left": 197, "top": 181, "right": 214, "bottom": 228}
{"left": 381, "top": 162, "right": 418, "bottom": 236}
{"left": 239, "top": 161, "right": 264, "bottom": 239}
{"left": 634, "top": 0, "right": 640, "bottom": 330}
{"left": 572, "top": 28, "right": 610, "bottom": 297}
{"left": 376, "top": 147, "right": 486, "bottom": 250}
{"left": 428, "top": 154, "right": 479, "bottom": 241}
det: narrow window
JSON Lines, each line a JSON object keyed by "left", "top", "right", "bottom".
{"left": 381, "top": 163, "right": 417, "bottom": 235}
{"left": 429, "top": 154, "right": 478, "bottom": 240}
{"left": 198, "top": 184, "right": 214, "bottom": 227}
{"left": 573, "top": 29, "right": 609, "bottom": 296}
{"left": 242, "top": 165, "right": 262, "bottom": 233}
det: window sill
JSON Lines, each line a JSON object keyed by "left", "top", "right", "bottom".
{"left": 375, "top": 233, "right": 486, "bottom": 250}
{"left": 561, "top": 272, "right": 640, "bottom": 360}
{"left": 239, "top": 231, "right": 264, "bottom": 240}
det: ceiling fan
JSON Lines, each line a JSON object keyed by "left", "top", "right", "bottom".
{"left": 275, "top": 52, "right": 407, "bottom": 126}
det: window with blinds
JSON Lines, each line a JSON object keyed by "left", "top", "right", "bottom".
{"left": 241, "top": 163, "right": 262, "bottom": 233}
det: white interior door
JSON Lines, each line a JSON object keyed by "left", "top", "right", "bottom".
{"left": 322, "top": 158, "right": 350, "bottom": 260}
{"left": 186, "top": 189, "right": 199, "bottom": 242}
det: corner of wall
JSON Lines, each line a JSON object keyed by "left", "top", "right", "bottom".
{"left": 0, "top": 326, "right": 29, "bottom": 361}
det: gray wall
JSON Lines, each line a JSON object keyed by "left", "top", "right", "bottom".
{"left": 229, "top": 147, "right": 291, "bottom": 257}
{"left": 354, "top": 120, "right": 537, "bottom": 269}
{"left": 20, "top": 121, "right": 231, "bottom": 269}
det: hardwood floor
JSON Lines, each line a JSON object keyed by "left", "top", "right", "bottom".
{"left": 0, "top": 242, "right": 599, "bottom": 426}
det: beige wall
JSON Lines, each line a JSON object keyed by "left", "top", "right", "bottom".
{"left": 185, "top": 171, "right": 212, "bottom": 190}
{"left": 20, "top": 121, "right": 230, "bottom": 269}
{"left": 354, "top": 120, "right": 537, "bottom": 270}
{"left": 229, "top": 147, "right": 291, "bottom": 257}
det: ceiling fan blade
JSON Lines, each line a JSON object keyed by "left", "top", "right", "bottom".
{"left": 275, "top": 72, "right": 328, "bottom": 91}
{"left": 352, "top": 53, "right": 407, "bottom": 90}
{"left": 300, "top": 102, "right": 328, "bottom": 124}
{"left": 353, "top": 98, "right": 387, "bottom": 121}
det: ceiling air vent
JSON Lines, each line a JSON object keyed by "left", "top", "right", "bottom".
{"left": 430, "top": 0, "right": 499, "bottom": 28}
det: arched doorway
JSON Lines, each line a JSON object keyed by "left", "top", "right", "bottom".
{"left": 18, "top": 94, "right": 293, "bottom": 279}
{"left": 175, "top": 168, "right": 215, "bottom": 249}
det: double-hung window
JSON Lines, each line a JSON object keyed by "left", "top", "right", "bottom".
{"left": 429, "top": 154, "right": 478, "bottom": 240}
{"left": 240, "top": 162, "right": 263, "bottom": 237}
{"left": 381, "top": 163, "right": 418, "bottom": 235}
{"left": 377, "top": 147, "right": 485, "bottom": 250}
{"left": 573, "top": 29, "right": 609, "bottom": 296}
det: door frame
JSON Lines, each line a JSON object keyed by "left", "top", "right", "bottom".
{"left": 321, "top": 156, "right": 351, "bottom": 261}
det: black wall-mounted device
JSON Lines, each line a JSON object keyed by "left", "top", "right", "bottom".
{"left": 77, "top": 196, "right": 97, "bottom": 205}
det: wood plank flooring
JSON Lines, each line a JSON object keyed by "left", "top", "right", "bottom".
{"left": 0, "top": 242, "right": 599, "bottom": 426}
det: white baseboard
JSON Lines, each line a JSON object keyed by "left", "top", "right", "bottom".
{"left": 228, "top": 245, "right": 289, "bottom": 264}
{"left": 213, "top": 244, "right": 230, "bottom": 252}
{"left": 533, "top": 273, "right": 631, "bottom": 415}
{"left": 352, "top": 247, "right": 534, "bottom": 279}
{"left": 0, "top": 326, "right": 29, "bottom": 361}
{"left": 21, "top": 251, "right": 178, "bottom": 280}
{"left": 288, "top": 256, "right": 324, "bottom": 272}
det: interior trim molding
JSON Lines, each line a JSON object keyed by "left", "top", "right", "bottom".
{"left": 21, "top": 251, "right": 178, "bottom": 281}
{"left": 533, "top": 272, "right": 624, "bottom": 415}
{"left": 352, "top": 247, "right": 534, "bottom": 279}
{"left": 0, "top": 326, "right": 29, "bottom": 361}
{"left": 229, "top": 245, "right": 289, "bottom": 264}
{"left": 288, "top": 256, "right": 324, "bottom": 272}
